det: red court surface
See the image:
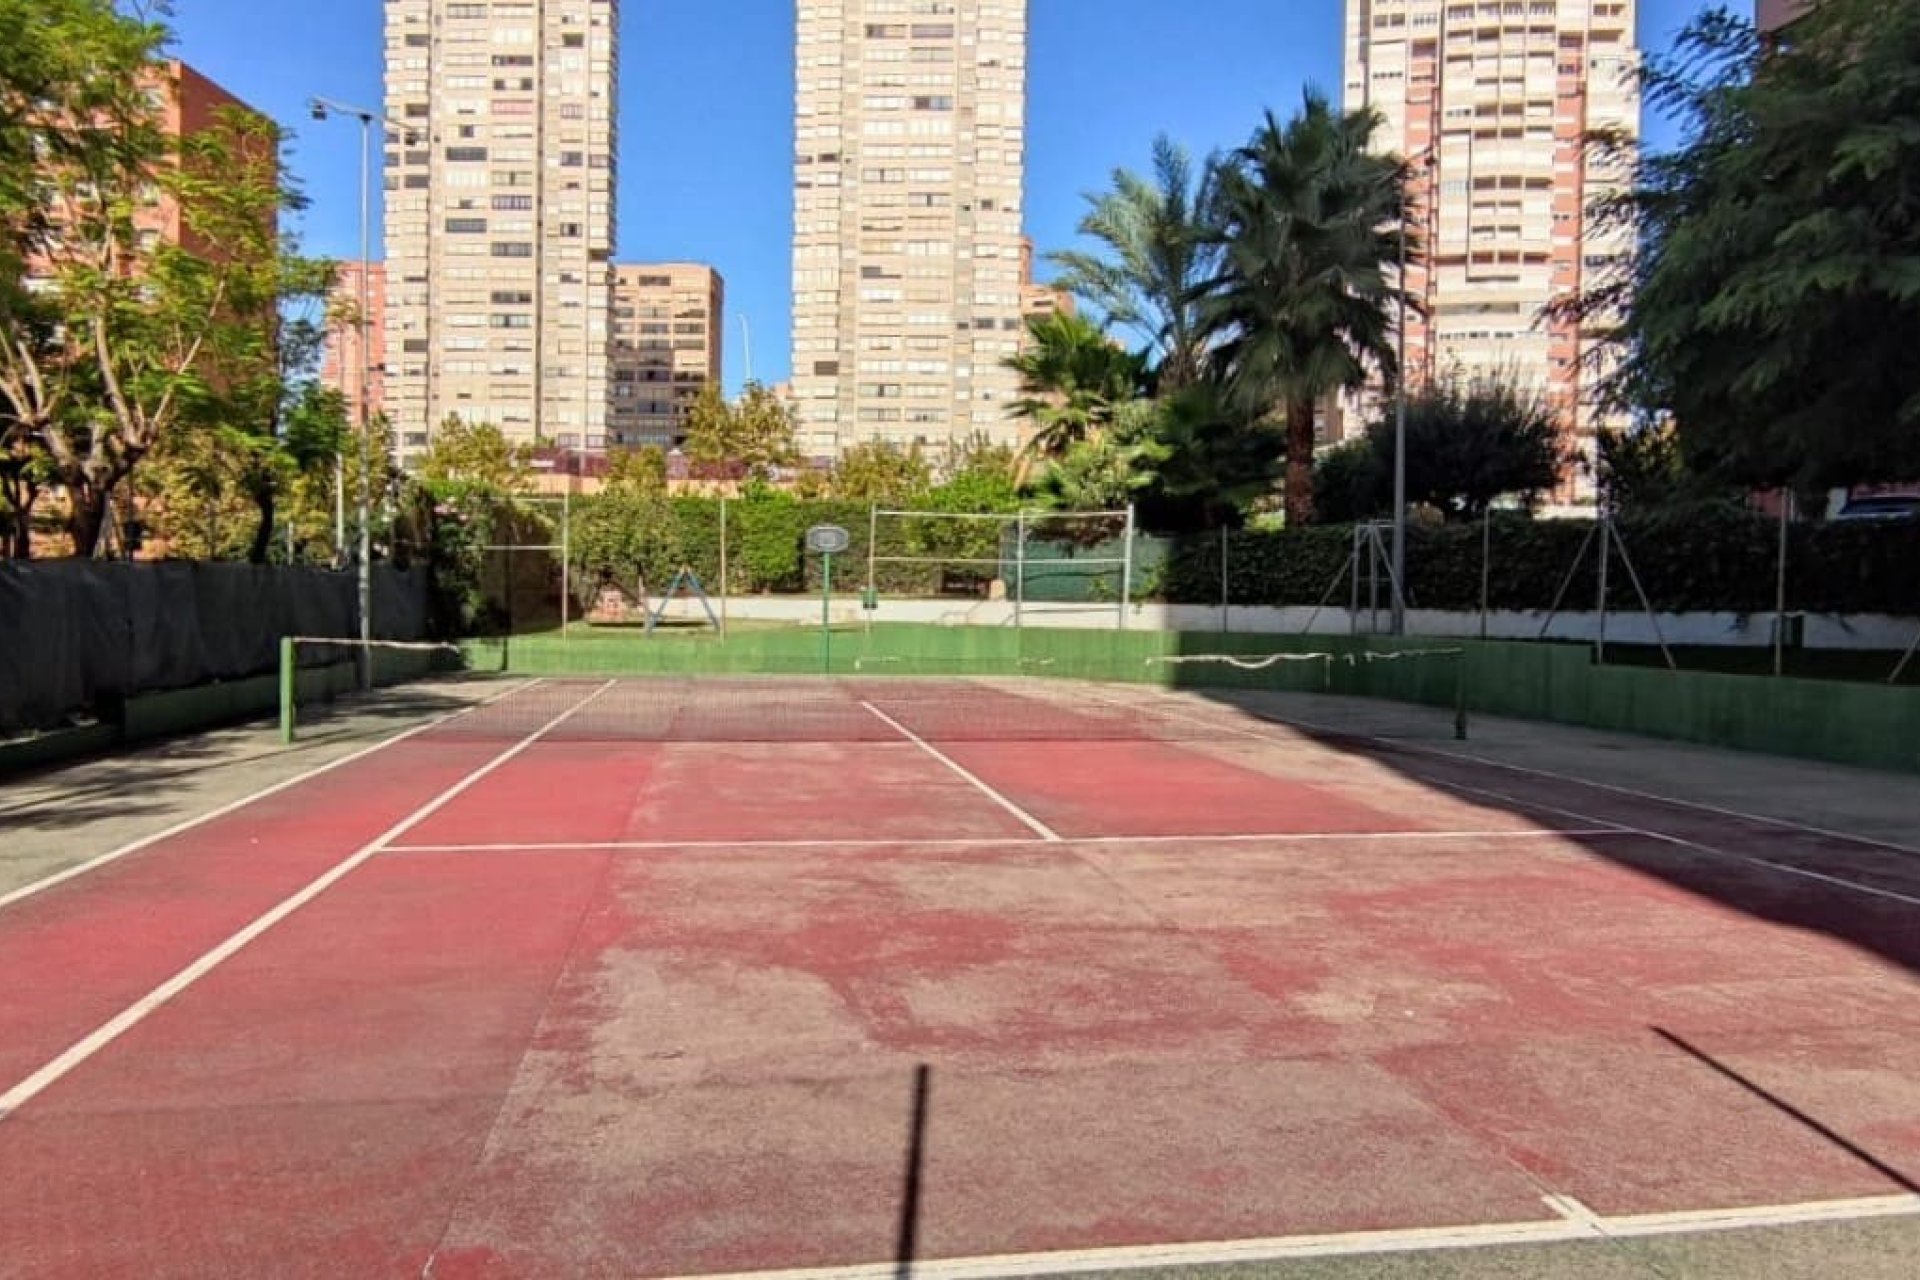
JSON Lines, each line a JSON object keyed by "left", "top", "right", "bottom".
{"left": 2, "top": 677, "right": 1919, "bottom": 1279}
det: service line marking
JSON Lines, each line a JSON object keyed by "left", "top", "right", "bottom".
{"left": 859, "top": 701, "right": 1061, "bottom": 842}
{"left": 643, "top": 1192, "right": 1920, "bottom": 1280}
{"left": 1083, "top": 689, "right": 1920, "bottom": 910}
{"left": 0, "top": 680, "right": 614, "bottom": 1125}
{"left": 0, "top": 678, "right": 539, "bottom": 916}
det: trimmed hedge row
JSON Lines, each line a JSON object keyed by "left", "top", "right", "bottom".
{"left": 1161, "top": 506, "right": 1920, "bottom": 614}
{"left": 550, "top": 497, "right": 1917, "bottom": 616}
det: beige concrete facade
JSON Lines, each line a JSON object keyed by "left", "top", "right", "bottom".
{"left": 382, "top": 0, "right": 618, "bottom": 463}
{"left": 608, "top": 263, "right": 724, "bottom": 448}
{"left": 790, "top": 0, "right": 1029, "bottom": 460}
{"left": 1018, "top": 236, "right": 1075, "bottom": 324}
{"left": 1343, "top": 0, "right": 1639, "bottom": 495}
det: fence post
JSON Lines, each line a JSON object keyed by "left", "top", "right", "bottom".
{"left": 1596, "top": 513, "right": 1612, "bottom": 664}
{"left": 1773, "top": 491, "right": 1792, "bottom": 677}
{"left": 1119, "top": 504, "right": 1136, "bottom": 629}
{"left": 1220, "top": 525, "right": 1230, "bottom": 634}
{"left": 1479, "top": 506, "right": 1492, "bottom": 640}
{"left": 718, "top": 496, "right": 729, "bottom": 639}
{"left": 1014, "top": 507, "right": 1026, "bottom": 632}
{"left": 559, "top": 487, "right": 571, "bottom": 640}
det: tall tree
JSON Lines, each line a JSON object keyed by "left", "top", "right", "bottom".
{"left": 1049, "top": 136, "right": 1221, "bottom": 389}
{"left": 681, "top": 380, "right": 800, "bottom": 480}
{"left": 1197, "top": 91, "right": 1412, "bottom": 525}
{"left": 418, "top": 415, "right": 535, "bottom": 502}
{"left": 1563, "top": 0, "right": 1920, "bottom": 488}
{"left": 0, "top": 0, "right": 172, "bottom": 554}
{"left": 831, "top": 440, "right": 933, "bottom": 503}
{"left": 1003, "top": 310, "right": 1147, "bottom": 481}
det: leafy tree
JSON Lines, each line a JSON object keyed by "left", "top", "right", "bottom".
{"left": 418, "top": 415, "right": 535, "bottom": 503}
{"left": 0, "top": 0, "right": 172, "bottom": 553}
{"left": 1049, "top": 135, "right": 1220, "bottom": 389}
{"left": 1197, "top": 91, "right": 1412, "bottom": 525}
{"left": 1003, "top": 310, "right": 1147, "bottom": 479}
{"left": 1594, "top": 420, "right": 1741, "bottom": 514}
{"left": 681, "top": 380, "right": 800, "bottom": 480}
{"left": 602, "top": 444, "right": 667, "bottom": 498}
{"left": 1139, "top": 383, "right": 1285, "bottom": 531}
{"left": 1310, "top": 373, "right": 1566, "bottom": 522}
{"left": 928, "top": 435, "right": 1020, "bottom": 513}
{"left": 1031, "top": 401, "right": 1168, "bottom": 514}
{"left": 0, "top": 14, "right": 303, "bottom": 555}
{"left": 1310, "top": 438, "right": 1386, "bottom": 525}
{"left": 831, "top": 440, "right": 933, "bottom": 503}
{"left": 1565, "top": 0, "right": 1920, "bottom": 488}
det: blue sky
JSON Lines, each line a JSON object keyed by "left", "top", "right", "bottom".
{"left": 165, "top": 0, "right": 1743, "bottom": 392}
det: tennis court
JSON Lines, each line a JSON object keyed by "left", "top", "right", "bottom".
{"left": 2, "top": 672, "right": 1919, "bottom": 1278}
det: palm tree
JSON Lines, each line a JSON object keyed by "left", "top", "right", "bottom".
{"left": 1002, "top": 310, "right": 1146, "bottom": 483}
{"left": 1049, "top": 135, "right": 1220, "bottom": 391}
{"left": 1197, "top": 90, "right": 1412, "bottom": 525}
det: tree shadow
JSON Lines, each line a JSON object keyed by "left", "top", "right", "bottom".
{"left": 1162, "top": 661, "right": 1920, "bottom": 983}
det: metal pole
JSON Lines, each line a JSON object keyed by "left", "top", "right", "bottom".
{"left": 821, "top": 550, "right": 832, "bottom": 674}
{"left": 1119, "top": 503, "right": 1136, "bottom": 629}
{"left": 719, "top": 496, "right": 729, "bottom": 639}
{"left": 866, "top": 501, "right": 877, "bottom": 634}
{"left": 1014, "top": 508, "right": 1026, "bottom": 631}
{"left": 355, "top": 114, "right": 373, "bottom": 686}
{"left": 1390, "top": 208, "right": 1409, "bottom": 637}
{"left": 1479, "top": 505, "right": 1492, "bottom": 640}
{"left": 1596, "top": 512, "right": 1612, "bottom": 665}
{"left": 560, "top": 487, "right": 572, "bottom": 638}
{"left": 1348, "top": 525, "right": 1362, "bottom": 635}
{"left": 278, "top": 636, "right": 296, "bottom": 745}
{"left": 334, "top": 455, "right": 345, "bottom": 566}
{"left": 1773, "top": 491, "right": 1791, "bottom": 677}
{"left": 1220, "top": 525, "right": 1230, "bottom": 634}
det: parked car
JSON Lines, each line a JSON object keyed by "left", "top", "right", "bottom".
{"left": 1831, "top": 495, "right": 1920, "bottom": 523}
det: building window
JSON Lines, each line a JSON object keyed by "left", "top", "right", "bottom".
{"left": 491, "top": 242, "right": 533, "bottom": 258}
{"left": 444, "top": 146, "right": 487, "bottom": 162}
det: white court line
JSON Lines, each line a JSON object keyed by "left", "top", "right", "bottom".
{"left": 0, "top": 678, "right": 539, "bottom": 916}
{"left": 0, "top": 679, "right": 614, "bottom": 1125}
{"left": 386, "top": 828, "right": 1621, "bottom": 855}
{"left": 859, "top": 701, "right": 1061, "bottom": 842}
{"left": 1085, "top": 689, "right": 1920, "bottom": 911}
{"left": 1429, "top": 745, "right": 1920, "bottom": 859}
{"left": 1146, "top": 683, "right": 1920, "bottom": 859}
{"left": 648, "top": 1192, "right": 1920, "bottom": 1280}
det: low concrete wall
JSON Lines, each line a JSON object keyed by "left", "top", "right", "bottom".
{"left": 659, "top": 593, "right": 1920, "bottom": 651}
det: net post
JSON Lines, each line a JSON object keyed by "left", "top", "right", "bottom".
{"left": 279, "top": 636, "right": 295, "bottom": 745}
{"left": 821, "top": 550, "right": 833, "bottom": 674}
{"left": 1119, "top": 503, "right": 1136, "bottom": 629}
{"left": 1595, "top": 511, "right": 1611, "bottom": 664}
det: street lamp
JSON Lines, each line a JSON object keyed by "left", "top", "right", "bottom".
{"left": 1390, "top": 147, "right": 1435, "bottom": 637}
{"left": 309, "top": 96, "right": 416, "bottom": 686}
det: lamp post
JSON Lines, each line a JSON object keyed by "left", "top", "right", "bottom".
{"left": 310, "top": 97, "right": 415, "bottom": 686}
{"left": 1390, "top": 148, "right": 1434, "bottom": 637}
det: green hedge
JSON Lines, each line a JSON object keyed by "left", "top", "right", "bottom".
{"left": 1162, "top": 507, "right": 1920, "bottom": 614}
{"left": 546, "top": 497, "right": 1918, "bottom": 616}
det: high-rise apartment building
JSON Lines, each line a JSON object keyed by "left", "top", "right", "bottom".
{"left": 382, "top": 0, "right": 619, "bottom": 463}
{"left": 608, "top": 263, "right": 725, "bottom": 448}
{"left": 320, "top": 262, "right": 388, "bottom": 425}
{"left": 1342, "top": 0, "right": 1639, "bottom": 490}
{"left": 1018, "top": 236, "right": 1075, "bottom": 324}
{"left": 790, "top": 0, "right": 1029, "bottom": 459}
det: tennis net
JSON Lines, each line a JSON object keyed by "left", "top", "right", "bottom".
{"left": 323, "top": 641, "right": 1470, "bottom": 747}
